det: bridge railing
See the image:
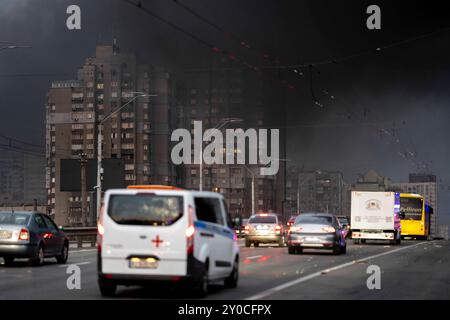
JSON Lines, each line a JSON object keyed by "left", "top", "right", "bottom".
{"left": 63, "top": 227, "right": 97, "bottom": 249}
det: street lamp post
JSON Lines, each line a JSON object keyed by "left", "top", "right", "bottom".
{"left": 95, "top": 93, "right": 156, "bottom": 219}
{"left": 243, "top": 165, "right": 256, "bottom": 214}
{"left": 199, "top": 118, "right": 242, "bottom": 191}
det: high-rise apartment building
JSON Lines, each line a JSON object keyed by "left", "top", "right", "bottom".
{"left": 0, "top": 150, "right": 46, "bottom": 206}
{"left": 178, "top": 58, "right": 277, "bottom": 218}
{"left": 285, "top": 169, "right": 345, "bottom": 216}
{"left": 46, "top": 44, "right": 176, "bottom": 226}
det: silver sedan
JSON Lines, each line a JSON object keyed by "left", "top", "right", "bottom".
{"left": 287, "top": 213, "right": 347, "bottom": 255}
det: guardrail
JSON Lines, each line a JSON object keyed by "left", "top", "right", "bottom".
{"left": 63, "top": 227, "right": 97, "bottom": 248}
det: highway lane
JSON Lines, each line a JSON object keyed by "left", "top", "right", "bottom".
{"left": 0, "top": 240, "right": 448, "bottom": 299}
{"left": 263, "top": 240, "right": 450, "bottom": 300}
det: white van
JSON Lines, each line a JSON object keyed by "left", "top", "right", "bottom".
{"left": 97, "top": 185, "right": 239, "bottom": 297}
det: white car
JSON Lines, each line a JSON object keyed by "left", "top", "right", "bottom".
{"left": 97, "top": 185, "right": 239, "bottom": 297}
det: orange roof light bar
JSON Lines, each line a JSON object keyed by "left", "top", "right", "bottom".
{"left": 127, "top": 185, "right": 184, "bottom": 191}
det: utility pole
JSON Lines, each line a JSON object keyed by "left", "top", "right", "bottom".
{"left": 79, "top": 152, "right": 88, "bottom": 226}
{"left": 199, "top": 118, "right": 242, "bottom": 191}
{"left": 297, "top": 173, "right": 300, "bottom": 215}
{"left": 244, "top": 165, "right": 255, "bottom": 214}
{"left": 96, "top": 93, "right": 156, "bottom": 220}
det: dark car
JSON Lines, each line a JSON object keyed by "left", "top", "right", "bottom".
{"left": 0, "top": 211, "right": 69, "bottom": 266}
{"left": 336, "top": 215, "right": 352, "bottom": 239}
{"left": 244, "top": 213, "right": 286, "bottom": 247}
{"left": 287, "top": 215, "right": 298, "bottom": 229}
{"left": 287, "top": 213, "right": 346, "bottom": 255}
{"left": 234, "top": 218, "right": 249, "bottom": 238}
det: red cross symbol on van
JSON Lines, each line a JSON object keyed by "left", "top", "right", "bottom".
{"left": 152, "top": 235, "right": 163, "bottom": 248}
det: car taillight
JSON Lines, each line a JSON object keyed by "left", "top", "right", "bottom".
{"left": 275, "top": 225, "right": 281, "bottom": 234}
{"left": 19, "top": 229, "right": 29, "bottom": 241}
{"left": 186, "top": 205, "right": 195, "bottom": 254}
{"left": 322, "top": 226, "right": 336, "bottom": 233}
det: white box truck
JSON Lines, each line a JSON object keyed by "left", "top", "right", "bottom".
{"left": 351, "top": 191, "right": 401, "bottom": 245}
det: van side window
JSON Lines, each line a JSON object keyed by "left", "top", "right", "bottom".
{"left": 194, "top": 197, "right": 224, "bottom": 225}
{"left": 222, "top": 199, "right": 233, "bottom": 228}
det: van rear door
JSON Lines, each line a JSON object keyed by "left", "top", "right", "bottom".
{"left": 101, "top": 190, "right": 188, "bottom": 277}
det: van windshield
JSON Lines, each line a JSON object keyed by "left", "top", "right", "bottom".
{"left": 108, "top": 195, "right": 184, "bottom": 226}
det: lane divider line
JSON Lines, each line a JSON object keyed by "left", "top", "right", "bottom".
{"left": 246, "top": 255, "right": 263, "bottom": 260}
{"left": 58, "top": 261, "right": 92, "bottom": 268}
{"left": 69, "top": 249, "right": 97, "bottom": 254}
{"left": 245, "top": 241, "right": 432, "bottom": 300}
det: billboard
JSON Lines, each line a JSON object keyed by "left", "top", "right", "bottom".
{"left": 60, "top": 159, "right": 125, "bottom": 192}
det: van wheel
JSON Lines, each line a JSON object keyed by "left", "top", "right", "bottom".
{"left": 30, "top": 245, "right": 44, "bottom": 266}
{"left": 296, "top": 247, "right": 303, "bottom": 254}
{"left": 224, "top": 259, "right": 239, "bottom": 288}
{"left": 353, "top": 239, "right": 360, "bottom": 245}
{"left": 194, "top": 262, "right": 209, "bottom": 298}
{"left": 254, "top": 242, "right": 259, "bottom": 247}
{"left": 3, "top": 257, "right": 14, "bottom": 266}
{"left": 99, "top": 281, "right": 117, "bottom": 297}
{"left": 245, "top": 239, "right": 251, "bottom": 247}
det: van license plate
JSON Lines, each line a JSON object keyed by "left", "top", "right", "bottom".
{"left": 129, "top": 258, "right": 158, "bottom": 269}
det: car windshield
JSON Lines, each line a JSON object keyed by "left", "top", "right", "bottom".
{"left": 249, "top": 215, "right": 277, "bottom": 224}
{"left": 0, "top": 212, "right": 30, "bottom": 225}
{"left": 338, "top": 217, "right": 349, "bottom": 225}
{"left": 295, "top": 215, "right": 333, "bottom": 225}
{"left": 108, "top": 195, "right": 184, "bottom": 226}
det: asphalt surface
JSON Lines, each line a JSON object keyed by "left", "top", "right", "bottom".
{"left": 0, "top": 239, "right": 448, "bottom": 299}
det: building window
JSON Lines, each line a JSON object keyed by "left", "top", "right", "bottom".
{"left": 71, "top": 124, "right": 84, "bottom": 130}
{"left": 122, "top": 144, "right": 134, "bottom": 149}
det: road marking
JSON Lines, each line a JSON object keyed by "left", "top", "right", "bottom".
{"left": 246, "top": 255, "right": 263, "bottom": 260}
{"left": 58, "top": 261, "right": 91, "bottom": 268}
{"left": 245, "top": 241, "right": 431, "bottom": 300}
{"left": 69, "top": 249, "right": 96, "bottom": 254}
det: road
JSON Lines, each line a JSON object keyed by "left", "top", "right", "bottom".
{"left": 0, "top": 240, "right": 448, "bottom": 299}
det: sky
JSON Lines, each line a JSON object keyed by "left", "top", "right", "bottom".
{"left": 0, "top": 0, "right": 449, "bottom": 225}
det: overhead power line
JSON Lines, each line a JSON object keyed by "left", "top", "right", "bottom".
{"left": 120, "top": 0, "right": 297, "bottom": 90}
{"left": 262, "top": 27, "right": 450, "bottom": 70}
